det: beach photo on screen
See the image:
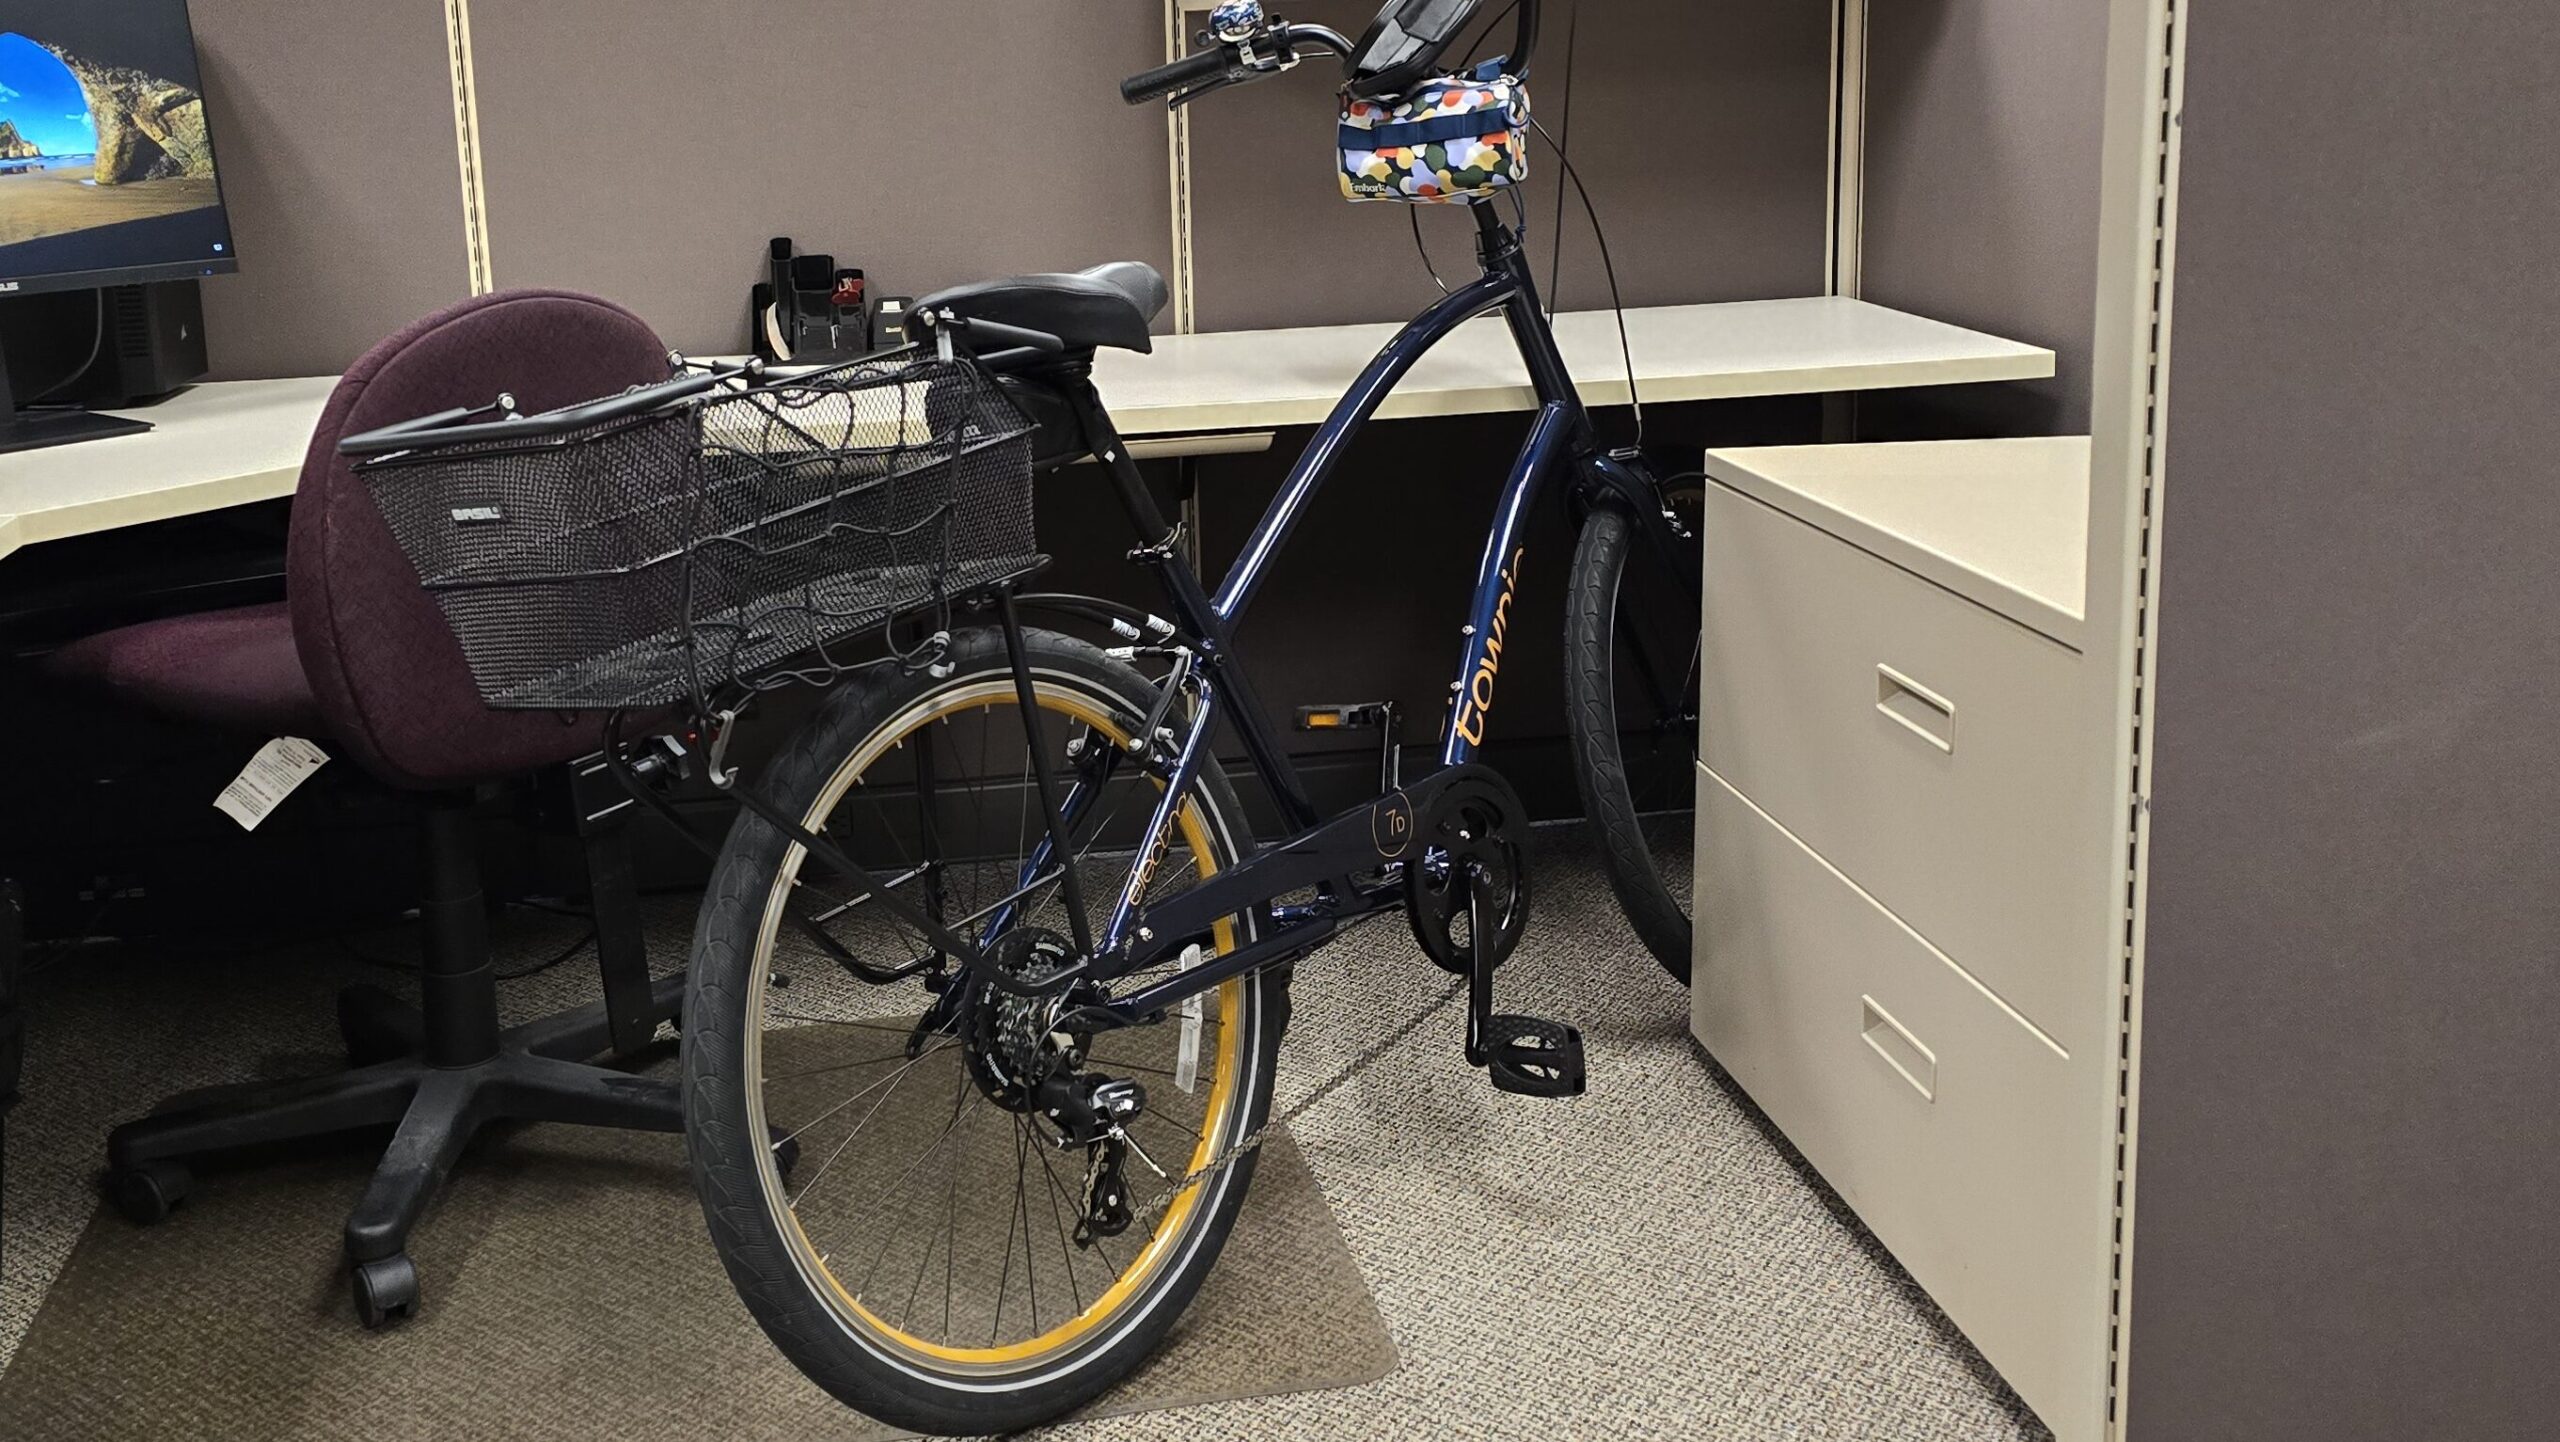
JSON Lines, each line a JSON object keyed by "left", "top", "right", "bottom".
{"left": 0, "top": 0, "right": 233, "bottom": 284}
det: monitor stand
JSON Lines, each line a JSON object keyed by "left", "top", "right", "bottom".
{"left": 0, "top": 347, "right": 152, "bottom": 455}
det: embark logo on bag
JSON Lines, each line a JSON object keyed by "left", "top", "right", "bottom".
{"left": 1338, "top": 63, "right": 1530, "bottom": 205}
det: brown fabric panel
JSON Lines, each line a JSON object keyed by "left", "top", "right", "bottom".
{"left": 466, "top": 1, "right": 1176, "bottom": 358}
{"left": 1857, "top": 0, "right": 2108, "bottom": 436}
{"left": 188, "top": 0, "right": 473, "bottom": 380}
{"left": 2132, "top": 4, "right": 2560, "bottom": 1439}
{"left": 1186, "top": 0, "right": 1829, "bottom": 332}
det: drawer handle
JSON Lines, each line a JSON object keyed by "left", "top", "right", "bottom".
{"left": 1860, "top": 994, "right": 1937, "bottom": 1101}
{"left": 1875, "top": 664, "right": 1955, "bottom": 753}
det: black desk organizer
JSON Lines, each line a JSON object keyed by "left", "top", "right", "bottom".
{"left": 752, "top": 236, "right": 877, "bottom": 365}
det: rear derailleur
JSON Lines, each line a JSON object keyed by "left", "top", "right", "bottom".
{"left": 956, "top": 926, "right": 1161, "bottom": 1248}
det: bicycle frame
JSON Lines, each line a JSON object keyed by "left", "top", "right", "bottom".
{"left": 1042, "top": 203, "right": 1662, "bottom": 995}
{"left": 695, "top": 199, "right": 1666, "bottom": 1024}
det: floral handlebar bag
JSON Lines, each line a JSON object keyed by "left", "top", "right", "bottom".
{"left": 1338, "top": 61, "right": 1530, "bottom": 204}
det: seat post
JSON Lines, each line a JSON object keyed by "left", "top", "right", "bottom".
{"left": 417, "top": 791, "right": 500, "bottom": 1068}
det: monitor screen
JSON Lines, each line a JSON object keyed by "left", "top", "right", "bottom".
{"left": 0, "top": 0, "right": 237, "bottom": 296}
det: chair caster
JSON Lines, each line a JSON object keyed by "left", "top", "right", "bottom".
{"left": 352, "top": 1253, "right": 422, "bottom": 1329}
{"left": 107, "top": 1160, "right": 194, "bottom": 1226}
{"left": 770, "top": 1132, "right": 801, "bottom": 1178}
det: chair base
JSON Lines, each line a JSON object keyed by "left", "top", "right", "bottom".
{"left": 103, "top": 971, "right": 686, "bottom": 1328}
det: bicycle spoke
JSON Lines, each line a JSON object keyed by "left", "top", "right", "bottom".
{"left": 1013, "top": 1115, "right": 1041, "bottom": 1333}
{"left": 991, "top": 1119, "right": 1027, "bottom": 1343}
{"left": 852, "top": 1065, "right": 978, "bottom": 1303}
{"left": 1031, "top": 1134, "right": 1087, "bottom": 1315}
{"left": 783, "top": 1034, "right": 957, "bottom": 1189}
{"left": 763, "top": 1045, "right": 911, "bottom": 1084}
{"left": 764, "top": 1011, "right": 926, "bottom": 1037}
{"left": 737, "top": 673, "right": 1253, "bottom": 1362}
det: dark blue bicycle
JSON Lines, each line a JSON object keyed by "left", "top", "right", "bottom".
{"left": 643, "top": 2, "right": 1693, "bottom": 1431}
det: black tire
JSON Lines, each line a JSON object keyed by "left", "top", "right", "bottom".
{"left": 685, "top": 626, "right": 1284, "bottom": 1436}
{"left": 1564, "top": 501, "right": 1695, "bottom": 982}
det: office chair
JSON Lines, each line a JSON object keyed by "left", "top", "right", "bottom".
{"left": 43, "top": 290, "right": 689, "bottom": 1328}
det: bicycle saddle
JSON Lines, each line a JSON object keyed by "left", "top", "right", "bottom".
{"left": 909, "top": 262, "right": 1169, "bottom": 355}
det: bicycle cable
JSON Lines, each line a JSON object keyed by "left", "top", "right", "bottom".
{"left": 1410, "top": 208, "right": 1450, "bottom": 295}
{"left": 1520, "top": 0, "right": 1645, "bottom": 451}
{"left": 1534, "top": 109, "right": 1644, "bottom": 451}
{"left": 1543, "top": 0, "right": 1578, "bottom": 323}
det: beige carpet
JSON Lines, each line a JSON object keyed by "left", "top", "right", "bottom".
{"left": 0, "top": 1090, "right": 1387, "bottom": 1442}
{"left": 0, "top": 827, "right": 2053, "bottom": 1440}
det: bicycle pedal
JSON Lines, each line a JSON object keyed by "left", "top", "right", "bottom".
{"left": 1294, "top": 703, "right": 1394, "bottom": 732}
{"left": 1477, "top": 1014, "right": 1586, "bottom": 1099}
{"left": 1298, "top": 702, "right": 1404, "bottom": 791}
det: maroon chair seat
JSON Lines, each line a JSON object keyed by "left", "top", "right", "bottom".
{"left": 41, "top": 290, "right": 704, "bottom": 1331}
{"left": 46, "top": 602, "right": 323, "bottom": 736}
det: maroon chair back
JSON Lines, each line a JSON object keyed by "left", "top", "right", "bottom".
{"left": 288, "top": 290, "right": 672, "bottom": 790}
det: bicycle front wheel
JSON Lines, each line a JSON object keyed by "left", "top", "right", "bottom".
{"left": 684, "top": 627, "right": 1284, "bottom": 1436}
{"left": 1563, "top": 495, "right": 1702, "bottom": 982}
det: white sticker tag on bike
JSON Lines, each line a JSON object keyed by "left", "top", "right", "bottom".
{"left": 1174, "top": 943, "right": 1207, "bottom": 1094}
{"left": 213, "top": 737, "right": 329, "bottom": 831}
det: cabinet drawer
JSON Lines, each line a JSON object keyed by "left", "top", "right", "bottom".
{"left": 1692, "top": 764, "right": 2110, "bottom": 1441}
{"left": 1699, "top": 482, "right": 2107, "bottom": 1052}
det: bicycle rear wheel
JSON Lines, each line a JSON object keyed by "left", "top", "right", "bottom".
{"left": 684, "top": 627, "right": 1283, "bottom": 1436}
{"left": 1562, "top": 492, "right": 1703, "bottom": 982}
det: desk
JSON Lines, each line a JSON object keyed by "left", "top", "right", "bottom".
{"left": 1, "top": 298, "right": 2053, "bottom": 561}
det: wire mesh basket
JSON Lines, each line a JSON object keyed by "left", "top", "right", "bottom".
{"left": 351, "top": 356, "right": 1040, "bottom": 710}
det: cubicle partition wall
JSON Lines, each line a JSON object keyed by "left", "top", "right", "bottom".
{"left": 2129, "top": 1, "right": 2560, "bottom": 1437}
{"left": 1180, "top": 0, "right": 1833, "bottom": 332}
{"left": 187, "top": 0, "right": 477, "bottom": 379}
{"left": 185, "top": 0, "right": 1846, "bottom": 373}
{"left": 463, "top": 1, "right": 1181, "bottom": 358}
{"left": 1856, "top": 0, "right": 2111, "bottom": 436}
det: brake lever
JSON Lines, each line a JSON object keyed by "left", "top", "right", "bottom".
{"left": 1167, "top": 72, "right": 1250, "bottom": 108}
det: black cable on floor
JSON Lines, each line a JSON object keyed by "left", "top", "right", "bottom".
{"left": 495, "top": 928, "right": 599, "bottom": 982}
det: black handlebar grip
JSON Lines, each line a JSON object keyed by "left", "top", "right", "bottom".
{"left": 1123, "top": 47, "right": 1231, "bottom": 104}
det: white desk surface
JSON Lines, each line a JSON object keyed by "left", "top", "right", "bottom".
{"left": 1094, "top": 297, "right": 2052, "bottom": 435}
{"left": 2, "top": 298, "right": 2052, "bottom": 562}
{"left": 0, "top": 375, "right": 336, "bottom": 561}
{"left": 1703, "top": 435, "right": 2093, "bottom": 648}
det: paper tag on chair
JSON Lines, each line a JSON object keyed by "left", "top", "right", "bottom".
{"left": 213, "top": 738, "right": 329, "bottom": 831}
{"left": 1174, "top": 943, "right": 1207, "bottom": 1094}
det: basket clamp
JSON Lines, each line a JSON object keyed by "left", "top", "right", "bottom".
{"left": 1128, "top": 521, "right": 1188, "bottom": 565}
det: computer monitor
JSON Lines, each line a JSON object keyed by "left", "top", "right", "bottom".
{"left": 0, "top": 0, "right": 238, "bottom": 452}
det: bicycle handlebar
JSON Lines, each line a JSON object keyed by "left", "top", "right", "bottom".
{"left": 1121, "top": 22, "right": 1353, "bottom": 108}
{"left": 1121, "top": 46, "right": 1238, "bottom": 105}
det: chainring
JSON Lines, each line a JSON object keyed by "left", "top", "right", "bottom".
{"left": 1402, "top": 770, "right": 1533, "bottom": 975}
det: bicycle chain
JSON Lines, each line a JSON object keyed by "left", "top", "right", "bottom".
{"left": 1120, "top": 972, "right": 1468, "bottom": 1236}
